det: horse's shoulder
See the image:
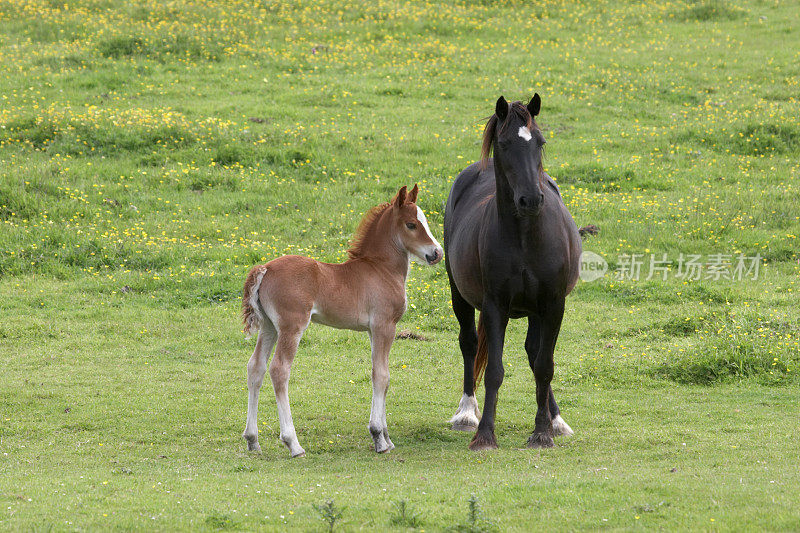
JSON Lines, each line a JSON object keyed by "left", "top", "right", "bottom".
{"left": 543, "top": 172, "right": 561, "bottom": 198}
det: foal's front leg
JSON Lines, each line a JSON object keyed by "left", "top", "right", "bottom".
{"left": 368, "top": 322, "right": 396, "bottom": 453}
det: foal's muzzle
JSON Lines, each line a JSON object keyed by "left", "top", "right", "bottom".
{"left": 425, "top": 248, "right": 442, "bottom": 265}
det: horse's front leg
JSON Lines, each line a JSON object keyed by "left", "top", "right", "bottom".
{"left": 527, "top": 299, "right": 565, "bottom": 448}
{"left": 469, "top": 300, "right": 508, "bottom": 451}
{"left": 368, "top": 321, "right": 396, "bottom": 453}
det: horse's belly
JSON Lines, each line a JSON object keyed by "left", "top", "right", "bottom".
{"left": 449, "top": 259, "right": 484, "bottom": 309}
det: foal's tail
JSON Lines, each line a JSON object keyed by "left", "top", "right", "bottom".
{"left": 242, "top": 265, "right": 268, "bottom": 339}
{"left": 473, "top": 314, "right": 488, "bottom": 391}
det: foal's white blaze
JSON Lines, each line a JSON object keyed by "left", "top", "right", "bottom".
{"left": 412, "top": 206, "right": 443, "bottom": 265}
{"left": 416, "top": 206, "right": 441, "bottom": 248}
{"left": 518, "top": 125, "right": 532, "bottom": 141}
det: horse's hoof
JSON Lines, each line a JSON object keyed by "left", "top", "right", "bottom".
{"left": 527, "top": 433, "right": 554, "bottom": 449}
{"left": 451, "top": 422, "right": 479, "bottom": 432}
{"left": 552, "top": 415, "right": 574, "bottom": 437}
{"left": 291, "top": 449, "right": 306, "bottom": 458}
{"left": 469, "top": 433, "right": 498, "bottom": 451}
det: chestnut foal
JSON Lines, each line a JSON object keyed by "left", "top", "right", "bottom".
{"left": 241, "top": 185, "right": 443, "bottom": 457}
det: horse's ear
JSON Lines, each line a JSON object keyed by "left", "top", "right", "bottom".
{"left": 393, "top": 186, "right": 408, "bottom": 207}
{"left": 407, "top": 183, "right": 419, "bottom": 204}
{"left": 495, "top": 96, "right": 508, "bottom": 121}
{"left": 527, "top": 93, "right": 541, "bottom": 117}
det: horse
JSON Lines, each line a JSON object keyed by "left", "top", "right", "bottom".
{"left": 444, "top": 94, "right": 582, "bottom": 450}
{"left": 241, "top": 185, "right": 443, "bottom": 457}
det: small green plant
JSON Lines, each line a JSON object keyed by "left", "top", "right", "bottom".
{"left": 389, "top": 499, "right": 423, "bottom": 528}
{"left": 313, "top": 499, "right": 344, "bottom": 532}
{"left": 204, "top": 513, "right": 238, "bottom": 530}
{"left": 452, "top": 494, "right": 497, "bottom": 533}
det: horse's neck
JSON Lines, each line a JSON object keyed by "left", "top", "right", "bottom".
{"left": 492, "top": 157, "right": 550, "bottom": 244}
{"left": 492, "top": 158, "right": 522, "bottom": 227}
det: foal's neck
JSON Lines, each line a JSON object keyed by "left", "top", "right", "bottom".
{"left": 348, "top": 210, "right": 409, "bottom": 278}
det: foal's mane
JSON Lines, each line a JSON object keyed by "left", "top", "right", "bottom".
{"left": 480, "top": 101, "right": 543, "bottom": 170}
{"left": 346, "top": 202, "right": 391, "bottom": 259}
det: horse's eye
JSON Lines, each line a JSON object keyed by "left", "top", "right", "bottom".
{"left": 406, "top": 222, "right": 417, "bottom": 230}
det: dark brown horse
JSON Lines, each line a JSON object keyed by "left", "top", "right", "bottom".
{"left": 444, "top": 94, "right": 581, "bottom": 450}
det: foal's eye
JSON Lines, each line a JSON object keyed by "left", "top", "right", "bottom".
{"left": 406, "top": 222, "right": 417, "bottom": 230}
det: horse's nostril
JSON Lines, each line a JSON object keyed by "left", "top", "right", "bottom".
{"left": 519, "top": 196, "right": 528, "bottom": 207}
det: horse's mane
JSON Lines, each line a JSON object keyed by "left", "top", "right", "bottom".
{"left": 346, "top": 202, "right": 391, "bottom": 259}
{"left": 480, "top": 101, "right": 542, "bottom": 170}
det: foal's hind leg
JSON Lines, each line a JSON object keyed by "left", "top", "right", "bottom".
{"left": 525, "top": 318, "right": 573, "bottom": 439}
{"left": 448, "top": 280, "right": 481, "bottom": 431}
{"left": 269, "top": 318, "right": 308, "bottom": 458}
{"left": 243, "top": 319, "right": 277, "bottom": 452}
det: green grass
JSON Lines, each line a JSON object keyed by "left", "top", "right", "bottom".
{"left": 1, "top": 0, "right": 800, "bottom": 530}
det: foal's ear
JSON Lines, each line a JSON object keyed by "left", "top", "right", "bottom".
{"left": 495, "top": 96, "right": 509, "bottom": 121}
{"left": 527, "top": 93, "right": 541, "bottom": 117}
{"left": 407, "top": 183, "right": 419, "bottom": 204}
{"left": 393, "top": 186, "right": 408, "bottom": 207}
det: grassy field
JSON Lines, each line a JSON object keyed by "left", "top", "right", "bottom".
{"left": 1, "top": 0, "right": 799, "bottom": 530}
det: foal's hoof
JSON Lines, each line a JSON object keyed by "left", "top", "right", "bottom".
{"left": 468, "top": 432, "right": 498, "bottom": 451}
{"left": 383, "top": 432, "right": 395, "bottom": 452}
{"left": 291, "top": 450, "right": 306, "bottom": 459}
{"left": 244, "top": 435, "right": 261, "bottom": 452}
{"left": 375, "top": 438, "right": 394, "bottom": 454}
{"left": 527, "top": 433, "right": 554, "bottom": 449}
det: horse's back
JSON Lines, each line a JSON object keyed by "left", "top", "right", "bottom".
{"left": 445, "top": 162, "right": 494, "bottom": 224}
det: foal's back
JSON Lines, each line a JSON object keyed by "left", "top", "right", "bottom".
{"left": 256, "top": 255, "right": 404, "bottom": 332}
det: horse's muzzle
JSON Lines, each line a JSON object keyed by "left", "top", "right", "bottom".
{"left": 517, "top": 192, "right": 544, "bottom": 215}
{"left": 516, "top": 193, "right": 544, "bottom": 217}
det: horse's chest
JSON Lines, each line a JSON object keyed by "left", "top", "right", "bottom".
{"left": 506, "top": 270, "right": 542, "bottom": 316}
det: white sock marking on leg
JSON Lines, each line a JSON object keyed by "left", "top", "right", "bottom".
{"left": 552, "top": 414, "right": 574, "bottom": 437}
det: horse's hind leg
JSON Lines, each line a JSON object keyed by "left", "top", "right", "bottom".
{"left": 525, "top": 318, "right": 573, "bottom": 439}
{"left": 526, "top": 301, "right": 565, "bottom": 448}
{"left": 548, "top": 388, "right": 573, "bottom": 436}
{"left": 269, "top": 318, "right": 308, "bottom": 458}
{"left": 448, "top": 280, "right": 481, "bottom": 431}
{"left": 243, "top": 319, "right": 277, "bottom": 452}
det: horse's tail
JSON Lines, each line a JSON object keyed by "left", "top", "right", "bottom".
{"left": 242, "top": 265, "right": 268, "bottom": 339}
{"left": 473, "top": 313, "right": 488, "bottom": 391}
